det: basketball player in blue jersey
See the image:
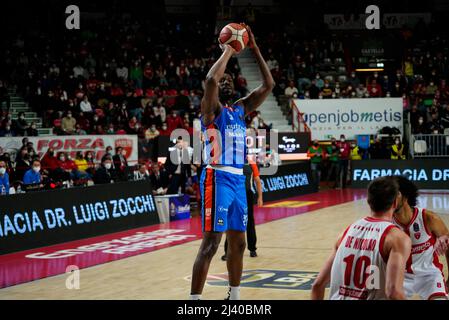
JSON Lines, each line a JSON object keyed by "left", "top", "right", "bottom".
{"left": 190, "top": 24, "right": 274, "bottom": 300}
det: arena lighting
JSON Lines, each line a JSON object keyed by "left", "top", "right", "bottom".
{"left": 355, "top": 68, "right": 384, "bottom": 72}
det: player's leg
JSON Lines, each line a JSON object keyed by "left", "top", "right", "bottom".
{"left": 190, "top": 231, "right": 223, "bottom": 297}
{"left": 245, "top": 189, "right": 257, "bottom": 256}
{"left": 225, "top": 182, "right": 248, "bottom": 299}
{"left": 226, "top": 229, "right": 246, "bottom": 299}
{"left": 190, "top": 168, "right": 229, "bottom": 298}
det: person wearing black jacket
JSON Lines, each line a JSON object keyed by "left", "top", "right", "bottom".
{"left": 165, "top": 138, "right": 191, "bottom": 194}
{"left": 112, "top": 146, "right": 129, "bottom": 181}
{"left": 93, "top": 156, "right": 115, "bottom": 185}
{"left": 150, "top": 162, "right": 169, "bottom": 195}
{"left": 369, "top": 137, "right": 389, "bottom": 159}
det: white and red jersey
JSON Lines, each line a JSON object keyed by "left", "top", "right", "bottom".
{"left": 329, "top": 216, "right": 398, "bottom": 300}
{"left": 393, "top": 207, "right": 444, "bottom": 275}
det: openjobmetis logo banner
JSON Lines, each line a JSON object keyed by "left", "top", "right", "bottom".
{"left": 293, "top": 98, "right": 403, "bottom": 140}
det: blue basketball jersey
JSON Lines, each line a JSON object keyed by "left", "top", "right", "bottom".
{"left": 201, "top": 103, "right": 246, "bottom": 169}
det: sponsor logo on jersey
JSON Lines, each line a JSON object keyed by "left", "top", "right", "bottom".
{"left": 217, "top": 218, "right": 224, "bottom": 226}
{"left": 205, "top": 208, "right": 212, "bottom": 216}
{"left": 184, "top": 269, "right": 322, "bottom": 291}
{"left": 413, "top": 222, "right": 420, "bottom": 232}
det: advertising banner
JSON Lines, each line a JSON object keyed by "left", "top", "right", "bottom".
{"left": 259, "top": 161, "right": 317, "bottom": 202}
{"left": 0, "top": 134, "right": 138, "bottom": 164}
{"left": 169, "top": 194, "right": 191, "bottom": 221}
{"left": 0, "top": 180, "right": 159, "bottom": 254}
{"left": 293, "top": 98, "right": 403, "bottom": 140}
{"left": 351, "top": 159, "right": 449, "bottom": 189}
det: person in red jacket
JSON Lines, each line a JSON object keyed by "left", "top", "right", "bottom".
{"left": 41, "top": 148, "right": 59, "bottom": 172}
{"left": 57, "top": 152, "right": 87, "bottom": 181}
{"left": 166, "top": 109, "right": 184, "bottom": 134}
{"left": 336, "top": 134, "right": 350, "bottom": 189}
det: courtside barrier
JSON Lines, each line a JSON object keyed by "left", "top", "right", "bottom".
{"left": 258, "top": 161, "right": 317, "bottom": 202}
{"left": 0, "top": 180, "right": 159, "bottom": 254}
{"left": 351, "top": 159, "right": 449, "bottom": 189}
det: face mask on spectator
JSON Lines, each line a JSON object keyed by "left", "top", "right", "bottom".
{"left": 68, "top": 113, "right": 72, "bottom": 118}
{"left": 341, "top": 138, "right": 345, "bottom": 142}
{"left": 0, "top": 168, "right": 6, "bottom": 175}
{"left": 105, "top": 163, "right": 112, "bottom": 170}
{"left": 60, "top": 156, "right": 66, "bottom": 161}
{"left": 162, "top": 125, "right": 167, "bottom": 130}
{"left": 395, "top": 140, "right": 400, "bottom": 145}
{"left": 33, "top": 166, "right": 40, "bottom": 173}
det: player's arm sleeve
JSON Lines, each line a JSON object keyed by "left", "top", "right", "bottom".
{"left": 384, "top": 228, "right": 412, "bottom": 300}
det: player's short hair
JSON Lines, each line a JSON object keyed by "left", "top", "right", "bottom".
{"left": 392, "top": 175, "right": 419, "bottom": 208}
{"left": 367, "top": 177, "right": 399, "bottom": 213}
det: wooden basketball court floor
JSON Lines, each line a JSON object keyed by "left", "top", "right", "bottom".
{"left": 0, "top": 189, "right": 448, "bottom": 300}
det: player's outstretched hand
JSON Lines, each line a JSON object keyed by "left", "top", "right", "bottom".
{"left": 219, "top": 42, "right": 237, "bottom": 55}
{"left": 434, "top": 235, "right": 449, "bottom": 255}
{"left": 240, "top": 23, "right": 256, "bottom": 49}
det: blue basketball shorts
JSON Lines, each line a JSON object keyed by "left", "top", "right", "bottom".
{"left": 200, "top": 167, "right": 248, "bottom": 233}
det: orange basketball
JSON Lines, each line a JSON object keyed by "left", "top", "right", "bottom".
{"left": 218, "top": 23, "right": 249, "bottom": 53}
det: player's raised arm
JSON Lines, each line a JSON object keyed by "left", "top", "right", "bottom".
{"left": 201, "top": 44, "right": 236, "bottom": 125}
{"left": 238, "top": 24, "right": 275, "bottom": 114}
{"left": 383, "top": 228, "right": 411, "bottom": 300}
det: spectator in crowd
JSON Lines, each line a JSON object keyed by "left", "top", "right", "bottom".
{"left": 325, "top": 137, "right": 339, "bottom": 188}
{"left": 93, "top": 156, "right": 114, "bottom": 184}
{"left": 391, "top": 137, "right": 406, "bottom": 160}
{"left": 284, "top": 81, "right": 298, "bottom": 97}
{"left": 61, "top": 111, "right": 76, "bottom": 134}
{"left": 150, "top": 162, "right": 169, "bottom": 195}
{"left": 369, "top": 137, "right": 388, "bottom": 159}
{"left": 143, "top": 124, "right": 160, "bottom": 160}
{"left": 105, "top": 146, "right": 114, "bottom": 157}
{"left": 74, "top": 151, "right": 90, "bottom": 178}
{"left": 441, "top": 104, "right": 449, "bottom": 129}
{"left": 307, "top": 140, "right": 323, "bottom": 188}
{"left": 413, "top": 116, "right": 429, "bottom": 134}
{"left": 0, "top": 121, "right": 16, "bottom": 137}
{"left": 58, "top": 151, "right": 87, "bottom": 181}
{"left": 428, "top": 112, "right": 444, "bottom": 134}
{"left": 133, "top": 164, "right": 151, "bottom": 181}
{"left": 41, "top": 148, "right": 59, "bottom": 174}
{"left": 27, "top": 122, "right": 39, "bottom": 136}
{"left": 166, "top": 110, "right": 184, "bottom": 134}
{"left": 0, "top": 80, "right": 10, "bottom": 111}
{"left": 112, "top": 146, "right": 129, "bottom": 181}
{"left": 84, "top": 151, "right": 96, "bottom": 176}
{"left": 15, "top": 147, "right": 31, "bottom": 181}
{"left": 13, "top": 112, "right": 29, "bottom": 136}
{"left": 336, "top": 134, "right": 350, "bottom": 189}
{"left": 23, "top": 159, "right": 42, "bottom": 186}
{"left": 80, "top": 95, "right": 94, "bottom": 113}
{"left": 166, "top": 137, "right": 191, "bottom": 194}
{"left": 350, "top": 142, "right": 362, "bottom": 161}
{"left": 0, "top": 160, "right": 10, "bottom": 195}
